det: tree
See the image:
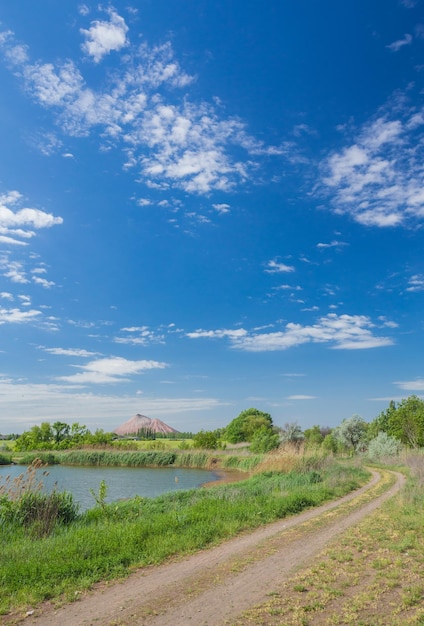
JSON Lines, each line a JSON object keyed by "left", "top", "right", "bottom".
{"left": 279, "top": 422, "right": 304, "bottom": 449}
{"left": 388, "top": 396, "right": 424, "bottom": 447}
{"left": 192, "top": 430, "right": 219, "bottom": 449}
{"left": 303, "top": 425, "right": 325, "bottom": 447}
{"left": 369, "top": 396, "right": 424, "bottom": 447}
{"left": 249, "top": 427, "right": 280, "bottom": 453}
{"left": 52, "top": 421, "right": 70, "bottom": 444}
{"left": 333, "top": 415, "right": 368, "bottom": 453}
{"left": 225, "top": 408, "right": 273, "bottom": 444}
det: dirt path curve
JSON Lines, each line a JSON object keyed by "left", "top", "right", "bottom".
{"left": 22, "top": 469, "right": 404, "bottom": 626}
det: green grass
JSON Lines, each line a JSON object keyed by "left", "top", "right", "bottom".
{"left": 0, "top": 461, "right": 369, "bottom": 615}
{"left": 234, "top": 455, "right": 424, "bottom": 626}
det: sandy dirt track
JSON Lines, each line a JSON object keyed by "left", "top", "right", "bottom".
{"left": 19, "top": 469, "right": 404, "bottom": 626}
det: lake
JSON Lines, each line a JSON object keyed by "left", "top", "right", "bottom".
{"left": 0, "top": 464, "right": 220, "bottom": 511}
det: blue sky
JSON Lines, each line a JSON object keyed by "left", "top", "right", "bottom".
{"left": 0, "top": 0, "right": 423, "bottom": 434}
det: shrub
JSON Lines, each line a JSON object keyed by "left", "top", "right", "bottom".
{"left": 0, "top": 459, "right": 79, "bottom": 536}
{"left": 367, "top": 432, "right": 402, "bottom": 459}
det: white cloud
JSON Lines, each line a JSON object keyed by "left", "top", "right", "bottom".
{"left": 406, "top": 274, "right": 424, "bottom": 292}
{"left": 32, "top": 276, "right": 55, "bottom": 289}
{"left": 316, "top": 240, "right": 348, "bottom": 249}
{"left": 42, "top": 347, "right": 99, "bottom": 357}
{"left": 0, "top": 377, "right": 226, "bottom": 430}
{"left": 186, "top": 328, "right": 248, "bottom": 340}
{"left": 321, "top": 101, "right": 424, "bottom": 227}
{"left": 386, "top": 33, "right": 413, "bottom": 52}
{"left": 212, "top": 203, "right": 231, "bottom": 214}
{"left": 57, "top": 356, "right": 167, "bottom": 384}
{"left": 80, "top": 10, "right": 129, "bottom": 63}
{"left": 0, "top": 259, "right": 28, "bottom": 284}
{"left": 286, "top": 395, "right": 317, "bottom": 400}
{"left": 187, "top": 314, "right": 394, "bottom": 352}
{"left": 0, "top": 191, "right": 63, "bottom": 241}
{"left": 0, "top": 306, "right": 41, "bottom": 324}
{"left": 0, "top": 17, "right": 283, "bottom": 196}
{"left": 265, "top": 260, "right": 295, "bottom": 273}
{"left": 114, "top": 326, "right": 165, "bottom": 345}
{"left": 394, "top": 379, "right": 424, "bottom": 391}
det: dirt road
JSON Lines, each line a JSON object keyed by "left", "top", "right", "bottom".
{"left": 20, "top": 469, "right": 404, "bottom": 626}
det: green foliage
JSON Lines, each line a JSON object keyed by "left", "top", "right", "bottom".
{"left": 321, "top": 432, "right": 338, "bottom": 453}
{"left": 90, "top": 479, "right": 108, "bottom": 510}
{"left": 333, "top": 414, "right": 368, "bottom": 452}
{"left": 0, "top": 460, "right": 79, "bottom": 537}
{"left": 304, "top": 425, "right": 327, "bottom": 447}
{"left": 279, "top": 422, "right": 304, "bottom": 447}
{"left": 367, "top": 432, "right": 402, "bottom": 459}
{"left": 374, "top": 396, "right": 424, "bottom": 448}
{"left": 0, "top": 453, "right": 12, "bottom": 465}
{"left": 225, "top": 408, "right": 273, "bottom": 443}
{"left": 249, "top": 427, "right": 280, "bottom": 453}
{"left": 13, "top": 421, "right": 113, "bottom": 452}
{"left": 192, "top": 430, "right": 220, "bottom": 449}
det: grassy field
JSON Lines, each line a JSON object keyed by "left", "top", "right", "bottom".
{"left": 0, "top": 454, "right": 368, "bottom": 616}
{"left": 233, "top": 453, "right": 424, "bottom": 626}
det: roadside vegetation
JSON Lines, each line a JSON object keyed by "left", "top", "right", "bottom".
{"left": 235, "top": 452, "right": 424, "bottom": 626}
{"left": 1, "top": 396, "right": 424, "bottom": 621}
{"left": 1, "top": 451, "right": 368, "bottom": 617}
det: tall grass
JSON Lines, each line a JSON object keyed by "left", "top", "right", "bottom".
{"left": 0, "top": 459, "right": 79, "bottom": 538}
{"left": 0, "top": 459, "right": 370, "bottom": 615}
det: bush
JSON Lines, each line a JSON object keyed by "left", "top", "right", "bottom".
{"left": 249, "top": 428, "right": 280, "bottom": 453}
{"left": 367, "top": 431, "right": 402, "bottom": 459}
{"left": 192, "top": 430, "right": 219, "bottom": 449}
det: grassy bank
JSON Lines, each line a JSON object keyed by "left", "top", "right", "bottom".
{"left": 11, "top": 448, "right": 265, "bottom": 472}
{"left": 0, "top": 458, "right": 369, "bottom": 616}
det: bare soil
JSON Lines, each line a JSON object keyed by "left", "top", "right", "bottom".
{"left": 13, "top": 469, "right": 404, "bottom": 626}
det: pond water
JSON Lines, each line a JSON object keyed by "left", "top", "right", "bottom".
{"left": 0, "top": 464, "right": 220, "bottom": 512}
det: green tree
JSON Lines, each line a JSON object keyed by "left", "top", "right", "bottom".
{"left": 333, "top": 415, "right": 368, "bottom": 453}
{"left": 249, "top": 427, "right": 280, "bottom": 453}
{"left": 52, "top": 421, "right": 70, "bottom": 444}
{"left": 368, "top": 400, "right": 396, "bottom": 440}
{"left": 225, "top": 408, "right": 273, "bottom": 444}
{"left": 388, "top": 396, "right": 424, "bottom": 447}
{"left": 304, "top": 425, "right": 324, "bottom": 447}
{"left": 192, "top": 430, "right": 219, "bottom": 449}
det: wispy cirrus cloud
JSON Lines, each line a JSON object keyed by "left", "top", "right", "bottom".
{"left": 41, "top": 347, "right": 100, "bottom": 357}
{"left": 286, "top": 395, "right": 317, "bottom": 400}
{"left": 394, "top": 378, "right": 424, "bottom": 391}
{"left": 386, "top": 33, "right": 413, "bottom": 52}
{"left": 0, "top": 8, "right": 285, "bottom": 196}
{"left": 187, "top": 314, "right": 394, "bottom": 351}
{"left": 316, "top": 240, "right": 348, "bottom": 249}
{"left": 321, "top": 99, "right": 424, "bottom": 227}
{"left": 114, "top": 326, "right": 165, "bottom": 346}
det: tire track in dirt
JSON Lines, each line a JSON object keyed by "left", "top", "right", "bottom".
{"left": 20, "top": 469, "right": 404, "bottom": 626}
